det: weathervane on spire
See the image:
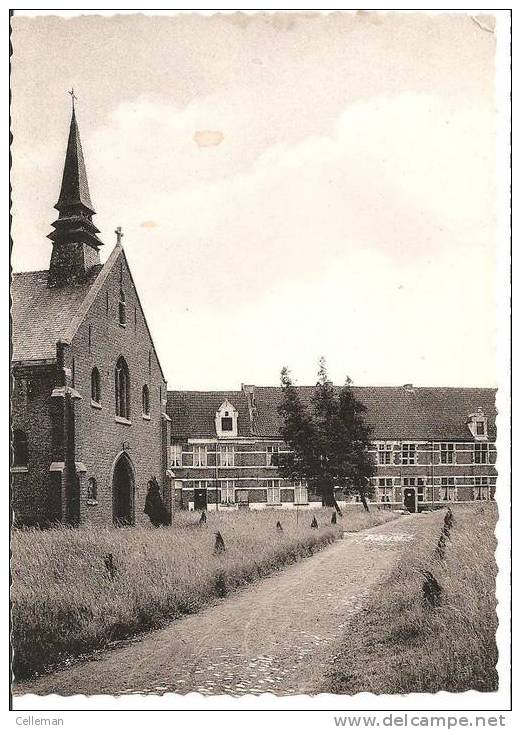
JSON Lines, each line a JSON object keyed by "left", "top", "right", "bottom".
{"left": 115, "top": 226, "right": 124, "bottom": 245}
{"left": 68, "top": 87, "right": 77, "bottom": 111}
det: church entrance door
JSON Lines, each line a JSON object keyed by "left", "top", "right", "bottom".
{"left": 112, "top": 453, "right": 135, "bottom": 526}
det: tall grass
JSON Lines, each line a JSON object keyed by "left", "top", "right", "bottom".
{"left": 12, "top": 506, "right": 395, "bottom": 680}
{"left": 327, "top": 504, "right": 498, "bottom": 694}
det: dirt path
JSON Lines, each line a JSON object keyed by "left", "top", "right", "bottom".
{"left": 15, "top": 513, "right": 437, "bottom": 697}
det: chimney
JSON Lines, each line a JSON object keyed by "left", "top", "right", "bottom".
{"left": 403, "top": 383, "right": 414, "bottom": 393}
{"left": 241, "top": 384, "right": 256, "bottom": 432}
{"left": 241, "top": 383, "right": 255, "bottom": 403}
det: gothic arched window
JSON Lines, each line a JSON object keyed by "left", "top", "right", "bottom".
{"left": 91, "top": 367, "right": 101, "bottom": 403}
{"left": 12, "top": 429, "right": 28, "bottom": 467}
{"left": 118, "top": 290, "right": 126, "bottom": 326}
{"left": 142, "top": 384, "right": 150, "bottom": 416}
{"left": 115, "top": 356, "right": 130, "bottom": 419}
{"left": 87, "top": 477, "right": 98, "bottom": 501}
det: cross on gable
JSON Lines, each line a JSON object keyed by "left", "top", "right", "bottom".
{"left": 115, "top": 226, "right": 124, "bottom": 245}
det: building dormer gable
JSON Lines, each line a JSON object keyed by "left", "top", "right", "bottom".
{"left": 467, "top": 407, "right": 488, "bottom": 441}
{"left": 215, "top": 400, "right": 238, "bottom": 438}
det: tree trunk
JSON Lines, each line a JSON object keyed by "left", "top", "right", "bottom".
{"left": 322, "top": 485, "right": 343, "bottom": 515}
{"left": 360, "top": 492, "right": 370, "bottom": 513}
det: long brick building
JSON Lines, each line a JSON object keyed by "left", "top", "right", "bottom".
{"left": 11, "top": 106, "right": 170, "bottom": 526}
{"left": 167, "top": 384, "right": 497, "bottom": 513}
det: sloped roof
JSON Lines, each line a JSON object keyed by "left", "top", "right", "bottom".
{"left": 11, "top": 265, "right": 103, "bottom": 362}
{"left": 12, "top": 244, "right": 167, "bottom": 382}
{"left": 168, "top": 385, "right": 497, "bottom": 442}
{"left": 167, "top": 391, "right": 251, "bottom": 439}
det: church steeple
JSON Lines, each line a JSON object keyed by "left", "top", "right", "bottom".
{"left": 48, "top": 95, "right": 103, "bottom": 288}
{"left": 55, "top": 105, "right": 95, "bottom": 215}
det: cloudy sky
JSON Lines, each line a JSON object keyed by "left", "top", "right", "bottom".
{"left": 11, "top": 11, "right": 498, "bottom": 389}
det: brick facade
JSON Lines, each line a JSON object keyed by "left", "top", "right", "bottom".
{"left": 167, "top": 386, "right": 497, "bottom": 513}
{"left": 65, "top": 249, "right": 169, "bottom": 526}
{"left": 11, "top": 364, "right": 62, "bottom": 524}
{"left": 11, "top": 248, "right": 170, "bottom": 526}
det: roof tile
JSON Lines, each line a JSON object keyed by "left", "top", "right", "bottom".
{"left": 167, "top": 385, "right": 497, "bottom": 442}
{"left": 11, "top": 265, "right": 103, "bottom": 362}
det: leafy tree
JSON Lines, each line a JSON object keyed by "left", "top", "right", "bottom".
{"left": 277, "top": 358, "right": 376, "bottom": 512}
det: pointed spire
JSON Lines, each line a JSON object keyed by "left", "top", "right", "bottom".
{"left": 47, "top": 99, "right": 103, "bottom": 287}
{"left": 55, "top": 105, "right": 95, "bottom": 215}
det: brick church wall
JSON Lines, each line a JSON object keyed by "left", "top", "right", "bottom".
{"left": 67, "top": 251, "right": 168, "bottom": 526}
{"left": 11, "top": 364, "right": 62, "bottom": 524}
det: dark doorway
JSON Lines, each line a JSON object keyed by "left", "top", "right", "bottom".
{"left": 194, "top": 488, "right": 207, "bottom": 511}
{"left": 113, "top": 453, "right": 134, "bottom": 525}
{"left": 403, "top": 487, "right": 416, "bottom": 513}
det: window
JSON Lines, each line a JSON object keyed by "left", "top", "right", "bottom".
{"left": 468, "top": 410, "right": 488, "bottom": 439}
{"left": 26, "top": 378, "right": 38, "bottom": 400}
{"left": 115, "top": 356, "right": 130, "bottom": 419}
{"left": 194, "top": 445, "right": 207, "bottom": 467}
{"left": 193, "top": 479, "right": 209, "bottom": 491}
{"left": 402, "top": 477, "right": 425, "bottom": 502}
{"left": 403, "top": 477, "right": 425, "bottom": 487}
{"left": 377, "top": 478, "right": 393, "bottom": 502}
{"left": 15, "top": 377, "right": 27, "bottom": 402}
{"left": 474, "top": 477, "right": 490, "bottom": 501}
{"left": 219, "top": 444, "right": 234, "bottom": 467}
{"left": 221, "top": 480, "right": 235, "bottom": 504}
{"left": 215, "top": 401, "right": 238, "bottom": 437}
{"left": 474, "top": 443, "right": 489, "bottom": 464}
{"left": 294, "top": 482, "right": 308, "bottom": 504}
{"left": 266, "top": 444, "right": 280, "bottom": 466}
{"left": 401, "top": 443, "right": 416, "bottom": 465}
{"left": 87, "top": 477, "right": 97, "bottom": 502}
{"left": 440, "top": 477, "right": 456, "bottom": 501}
{"left": 91, "top": 367, "right": 101, "bottom": 403}
{"left": 236, "top": 489, "right": 249, "bottom": 505}
{"left": 267, "top": 480, "right": 281, "bottom": 504}
{"left": 118, "top": 290, "right": 126, "bottom": 326}
{"left": 182, "top": 446, "right": 194, "bottom": 467}
{"left": 142, "top": 384, "right": 150, "bottom": 416}
{"left": 440, "top": 443, "right": 454, "bottom": 464}
{"left": 172, "top": 444, "right": 182, "bottom": 468}
{"left": 221, "top": 416, "right": 233, "bottom": 432}
{"left": 12, "top": 429, "right": 28, "bottom": 467}
{"left": 378, "top": 442, "right": 393, "bottom": 465}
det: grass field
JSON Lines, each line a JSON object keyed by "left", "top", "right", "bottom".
{"left": 327, "top": 503, "right": 498, "bottom": 694}
{"left": 11, "top": 506, "right": 396, "bottom": 681}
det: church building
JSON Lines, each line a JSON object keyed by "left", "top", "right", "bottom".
{"left": 11, "top": 105, "right": 170, "bottom": 526}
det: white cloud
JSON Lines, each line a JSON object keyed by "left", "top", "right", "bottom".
{"left": 12, "top": 85, "right": 496, "bottom": 389}
{"left": 81, "top": 91, "right": 494, "bottom": 388}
